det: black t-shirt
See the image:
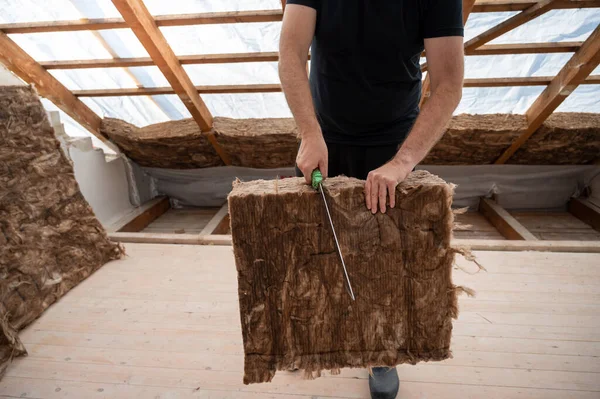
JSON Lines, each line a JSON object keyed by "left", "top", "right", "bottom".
{"left": 285, "top": 0, "right": 464, "bottom": 145}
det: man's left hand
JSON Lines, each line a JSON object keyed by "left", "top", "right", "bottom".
{"left": 365, "top": 160, "right": 412, "bottom": 214}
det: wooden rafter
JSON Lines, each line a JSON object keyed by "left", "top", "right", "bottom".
{"left": 464, "top": 0, "right": 558, "bottom": 53}
{"left": 420, "top": 0, "right": 476, "bottom": 108}
{"left": 111, "top": 0, "right": 230, "bottom": 165}
{"left": 39, "top": 42, "right": 581, "bottom": 70}
{"left": 70, "top": 75, "right": 600, "bottom": 97}
{"left": 0, "top": 31, "right": 115, "bottom": 149}
{"left": 495, "top": 25, "right": 600, "bottom": 164}
{"left": 2, "top": 1, "right": 598, "bottom": 34}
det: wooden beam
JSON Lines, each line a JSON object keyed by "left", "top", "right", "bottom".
{"left": 108, "top": 196, "right": 170, "bottom": 233}
{"left": 108, "top": 232, "right": 233, "bottom": 246}
{"left": 72, "top": 84, "right": 282, "bottom": 97}
{"left": 0, "top": 31, "right": 114, "bottom": 148}
{"left": 0, "top": 10, "right": 282, "bottom": 34}
{"left": 463, "top": 75, "right": 600, "bottom": 86}
{"left": 472, "top": 0, "right": 599, "bottom": 12}
{"left": 111, "top": 0, "right": 230, "bottom": 165}
{"left": 41, "top": 42, "right": 582, "bottom": 71}
{"left": 107, "top": 232, "right": 600, "bottom": 252}
{"left": 199, "top": 204, "right": 229, "bottom": 236}
{"left": 470, "top": 41, "right": 583, "bottom": 55}
{"left": 452, "top": 239, "right": 600, "bottom": 253}
{"left": 422, "top": 41, "right": 582, "bottom": 58}
{"left": 479, "top": 198, "right": 539, "bottom": 240}
{"left": 464, "top": 0, "right": 559, "bottom": 53}
{"left": 569, "top": 198, "right": 600, "bottom": 232}
{"left": 41, "top": 52, "right": 282, "bottom": 70}
{"left": 3, "top": 2, "right": 598, "bottom": 34}
{"left": 71, "top": 76, "right": 600, "bottom": 97}
{"left": 420, "top": 0, "right": 475, "bottom": 107}
{"left": 495, "top": 25, "right": 600, "bottom": 164}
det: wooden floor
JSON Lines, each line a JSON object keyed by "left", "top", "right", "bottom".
{"left": 511, "top": 211, "right": 600, "bottom": 241}
{"left": 453, "top": 212, "right": 505, "bottom": 240}
{"left": 2, "top": 244, "right": 600, "bottom": 398}
{"left": 453, "top": 211, "right": 600, "bottom": 241}
{"left": 142, "top": 208, "right": 221, "bottom": 234}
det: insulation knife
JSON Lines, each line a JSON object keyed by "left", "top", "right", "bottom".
{"left": 311, "top": 169, "right": 356, "bottom": 301}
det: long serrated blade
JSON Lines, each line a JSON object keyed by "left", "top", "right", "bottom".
{"left": 319, "top": 182, "right": 356, "bottom": 301}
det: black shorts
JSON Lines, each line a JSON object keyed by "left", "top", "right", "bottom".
{"left": 295, "top": 142, "right": 400, "bottom": 180}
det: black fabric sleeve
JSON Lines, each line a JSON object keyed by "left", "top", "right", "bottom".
{"left": 423, "top": 0, "right": 464, "bottom": 38}
{"left": 285, "top": 0, "right": 320, "bottom": 10}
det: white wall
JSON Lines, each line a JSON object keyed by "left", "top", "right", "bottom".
{"left": 0, "top": 64, "right": 24, "bottom": 85}
{"left": 69, "top": 142, "right": 136, "bottom": 227}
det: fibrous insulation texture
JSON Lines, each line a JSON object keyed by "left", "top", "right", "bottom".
{"left": 0, "top": 86, "right": 123, "bottom": 379}
{"left": 228, "top": 171, "right": 458, "bottom": 384}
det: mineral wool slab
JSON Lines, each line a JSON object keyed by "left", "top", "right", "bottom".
{"left": 228, "top": 171, "right": 458, "bottom": 384}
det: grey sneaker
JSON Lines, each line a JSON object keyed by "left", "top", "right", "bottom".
{"left": 369, "top": 367, "right": 399, "bottom": 399}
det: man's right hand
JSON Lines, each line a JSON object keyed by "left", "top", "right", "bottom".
{"left": 296, "top": 133, "right": 328, "bottom": 184}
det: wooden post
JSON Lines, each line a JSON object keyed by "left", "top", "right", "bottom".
{"left": 111, "top": 0, "right": 231, "bottom": 165}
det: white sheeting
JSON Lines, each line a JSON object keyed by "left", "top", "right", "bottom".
{"left": 139, "top": 164, "right": 600, "bottom": 210}
{"left": 0, "top": 0, "right": 598, "bottom": 151}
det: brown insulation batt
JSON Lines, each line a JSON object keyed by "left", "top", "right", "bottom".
{"left": 423, "top": 113, "right": 600, "bottom": 165}
{"left": 0, "top": 86, "right": 124, "bottom": 379}
{"left": 101, "top": 113, "right": 600, "bottom": 169}
{"left": 511, "top": 113, "right": 600, "bottom": 165}
{"left": 228, "top": 171, "right": 458, "bottom": 384}
{"left": 101, "top": 117, "right": 224, "bottom": 169}
{"left": 101, "top": 117, "right": 298, "bottom": 169}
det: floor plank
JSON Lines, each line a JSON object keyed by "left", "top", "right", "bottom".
{"left": 511, "top": 212, "right": 600, "bottom": 241}
{"left": 141, "top": 208, "right": 221, "bottom": 234}
{"left": 2, "top": 244, "right": 600, "bottom": 398}
{"left": 453, "top": 212, "right": 505, "bottom": 240}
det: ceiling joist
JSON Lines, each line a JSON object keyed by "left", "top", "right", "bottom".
{"left": 495, "top": 24, "right": 600, "bottom": 164}
{"left": 1, "top": 1, "right": 597, "bottom": 35}
{"left": 38, "top": 42, "right": 583, "bottom": 71}
{"left": 472, "top": 0, "right": 597, "bottom": 12}
{"left": 110, "top": 0, "right": 230, "bottom": 165}
{"left": 464, "top": 0, "right": 558, "bottom": 53}
{"left": 69, "top": 75, "right": 600, "bottom": 97}
{"left": 0, "top": 31, "right": 117, "bottom": 150}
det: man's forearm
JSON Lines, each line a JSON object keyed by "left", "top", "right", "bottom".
{"left": 279, "top": 54, "right": 321, "bottom": 138}
{"left": 392, "top": 84, "right": 462, "bottom": 169}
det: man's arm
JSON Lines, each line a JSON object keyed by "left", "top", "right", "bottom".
{"left": 279, "top": 4, "right": 328, "bottom": 182}
{"left": 365, "top": 36, "right": 464, "bottom": 214}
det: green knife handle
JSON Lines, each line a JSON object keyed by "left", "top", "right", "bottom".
{"left": 311, "top": 169, "right": 323, "bottom": 190}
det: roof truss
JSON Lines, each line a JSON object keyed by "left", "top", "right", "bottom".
{"left": 495, "top": 24, "right": 600, "bottom": 164}
{"left": 0, "top": 0, "right": 597, "bottom": 161}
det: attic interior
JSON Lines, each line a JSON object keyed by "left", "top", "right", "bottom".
{"left": 1, "top": 0, "right": 600, "bottom": 398}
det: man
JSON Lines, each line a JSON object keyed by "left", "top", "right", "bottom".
{"left": 279, "top": 1, "right": 464, "bottom": 397}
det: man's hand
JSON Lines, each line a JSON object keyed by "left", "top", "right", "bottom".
{"left": 296, "top": 133, "right": 328, "bottom": 184}
{"left": 365, "top": 159, "right": 412, "bottom": 214}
